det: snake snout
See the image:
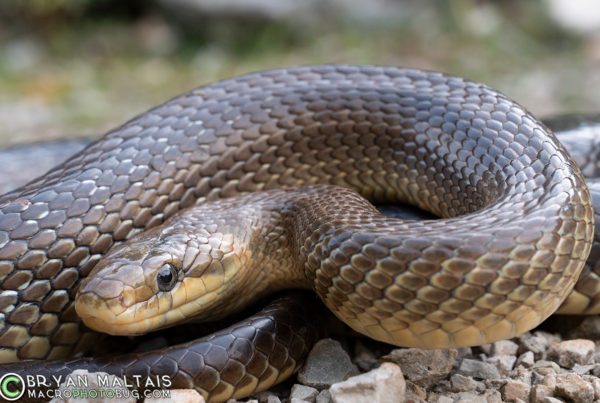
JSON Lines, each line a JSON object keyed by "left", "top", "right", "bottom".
{"left": 75, "top": 261, "right": 149, "bottom": 335}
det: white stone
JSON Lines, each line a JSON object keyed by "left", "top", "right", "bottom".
{"left": 329, "top": 363, "right": 405, "bottom": 403}
{"left": 546, "top": 339, "right": 595, "bottom": 368}
{"left": 487, "top": 355, "right": 516, "bottom": 375}
{"left": 516, "top": 351, "right": 535, "bottom": 368}
{"left": 502, "top": 380, "right": 530, "bottom": 402}
{"left": 555, "top": 373, "right": 595, "bottom": 402}
{"left": 492, "top": 340, "right": 519, "bottom": 356}
{"left": 290, "top": 384, "right": 319, "bottom": 402}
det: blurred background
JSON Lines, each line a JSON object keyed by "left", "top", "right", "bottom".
{"left": 1, "top": 0, "right": 600, "bottom": 146}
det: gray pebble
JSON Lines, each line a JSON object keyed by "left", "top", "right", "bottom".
{"left": 487, "top": 355, "right": 516, "bottom": 375}
{"left": 533, "top": 360, "right": 561, "bottom": 375}
{"left": 546, "top": 339, "right": 595, "bottom": 369}
{"left": 381, "top": 348, "right": 457, "bottom": 387}
{"left": 290, "top": 384, "right": 319, "bottom": 402}
{"left": 298, "top": 339, "right": 358, "bottom": 389}
{"left": 315, "top": 390, "right": 332, "bottom": 403}
{"left": 450, "top": 374, "right": 484, "bottom": 392}
{"left": 572, "top": 363, "right": 596, "bottom": 375}
{"left": 520, "top": 332, "right": 560, "bottom": 358}
{"left": 458, "top": 358, "right": 501, "bottom": 380}
{"left": 454, "top": 392, "right": 487, "bottom": 403}
{"left": 492, "top": 340, "right": 519, "bottom": 356}
{"left": 531, "top": 384, "right": 554, "bottom": 403}
{"left": 502, "top": 379, "right": 530, "bottom": 402}
{"left": 516, "top": 351, "right": 535, "bottom": 368}
{"left": 555, "top": 373, "right": 595, "bottom": 403}
{"left": 485, "top": 390, "right": 503, "bottom": 403}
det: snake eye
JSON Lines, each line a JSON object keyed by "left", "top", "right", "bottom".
{"left": 156, "top": 263, "right": 178, "bottom": 292}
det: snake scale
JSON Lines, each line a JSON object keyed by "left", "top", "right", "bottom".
{"left": 0, "top": 65, "right": 600, "bottom": 402}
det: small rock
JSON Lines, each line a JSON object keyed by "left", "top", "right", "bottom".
{"left": 587, "top": 376, "right": 600, "bottom": 399}
{"left": 485, "top": 390, "right": 502, "bottom": 403}
{"left": 555, "top": 373, "right": 595, "bottom": 403}
{"left": 298, "top": 339, "right": 358, "bottom": 388}
{"left": 573, "top": 363, "right": 595, "bottom": 375}
{"left": 329, "top": 363, "right": 405, "bottom": 403}
{"left": 514, "top": 369, "right": 532, "bottom": 386}
{"left": 381, "top": 348, "right": 457, "bottom": 387}
{"left": 492, "top": 340, "right": 519, "bottom": 356}
{"left": 546, "top": 339, "right": 595, "bottom": 368}
{"left": 458, "top": 359, "right": 501, "bottom": 380}
{"left": 253, "top": 391, "right": 281, "bottom": 403}
{"left": 405, "top": 381, "right": 426, "bottom": 402}
{"left": 315, "top": 390, "right": 332, "bottom": 403}
{"left": 454, "top": 392, "right": 487, "bottom": 403}
{"left": 290, "top": 384, "right": 319, "bottom": 402}
{"left": 516, "top": 351, "right": 535, "bottom": 368}
{"left": 531, "top": 371, "right": 545, "bottom": 386}
{"left": 484, "top": 379, "right": 507, "bottom": 391}
{"left": 502, "top": 380, "right": 530, "bottom": 402}
{"left": 487, "top": 355, "right": 516, "bottom": 375}
{"left": 145, "top": 390, "right": 204, "bottom": 403}
{"left": 450, "top": 374, "right": 483, "bottom": 392}
{"left": 531, "top": 384, "right": 554, "bottom": 403}
{"left": 542, "top": 374, "right": 557, "bottom": 389}
{"left": 435, "top": 396, "right": 454, "bottom": 403}
{"left": 543, "top": 398, "right": 566, "bottom": 403}
{"left": 533, "top": 360, "right": 561, "bottom": 375}
{"left": 519, "top": 332, "right": 560, "bottom": 358}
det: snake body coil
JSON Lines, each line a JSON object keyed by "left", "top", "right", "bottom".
{"left": 0, "top": 65, "right": 597, "bottom": 401}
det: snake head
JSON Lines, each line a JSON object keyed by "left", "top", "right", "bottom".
{"left": 74, "top": 211, "right": 249, "bottom": 336}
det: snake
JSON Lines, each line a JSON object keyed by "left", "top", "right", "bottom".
{"left": 0, "top": 65, "right": 599, "bottom": 402}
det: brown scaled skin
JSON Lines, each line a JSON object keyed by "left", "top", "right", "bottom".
{"left": 0, "top": 65, "right": 596, "bottom": 401}
{"left": 77, "top": 178, "right": 592, "bottom": 349}
{"left": 6, "top": 293, "right": 323, "bottom": 403}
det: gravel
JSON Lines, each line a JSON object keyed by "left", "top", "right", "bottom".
{"left": 52, "top": 316, "right": 600, "bottom": 403}
{"left": 224, "top": 316, "right": 600, "bottom": 403}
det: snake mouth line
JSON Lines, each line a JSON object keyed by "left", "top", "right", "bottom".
{"left": 75, "top": 279, "right": 229, "bottom": 336}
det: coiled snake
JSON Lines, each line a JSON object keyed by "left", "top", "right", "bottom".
{"left": 0, "top": 65, "right": 599, "bottom": 402}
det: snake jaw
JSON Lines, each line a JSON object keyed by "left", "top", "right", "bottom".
{"left": 75, "top": 277, "right": 220, "bottom": 335}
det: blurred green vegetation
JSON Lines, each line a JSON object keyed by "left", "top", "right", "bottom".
{"left": 0, "top": 0, "right": 598, "bottom": 145}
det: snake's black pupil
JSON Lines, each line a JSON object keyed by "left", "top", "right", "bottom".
{"left": 157, "top": 264, "right": 176, "bottom": 291}
{"left": 158, "top": 270, "right": 172, "bottom": 283}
